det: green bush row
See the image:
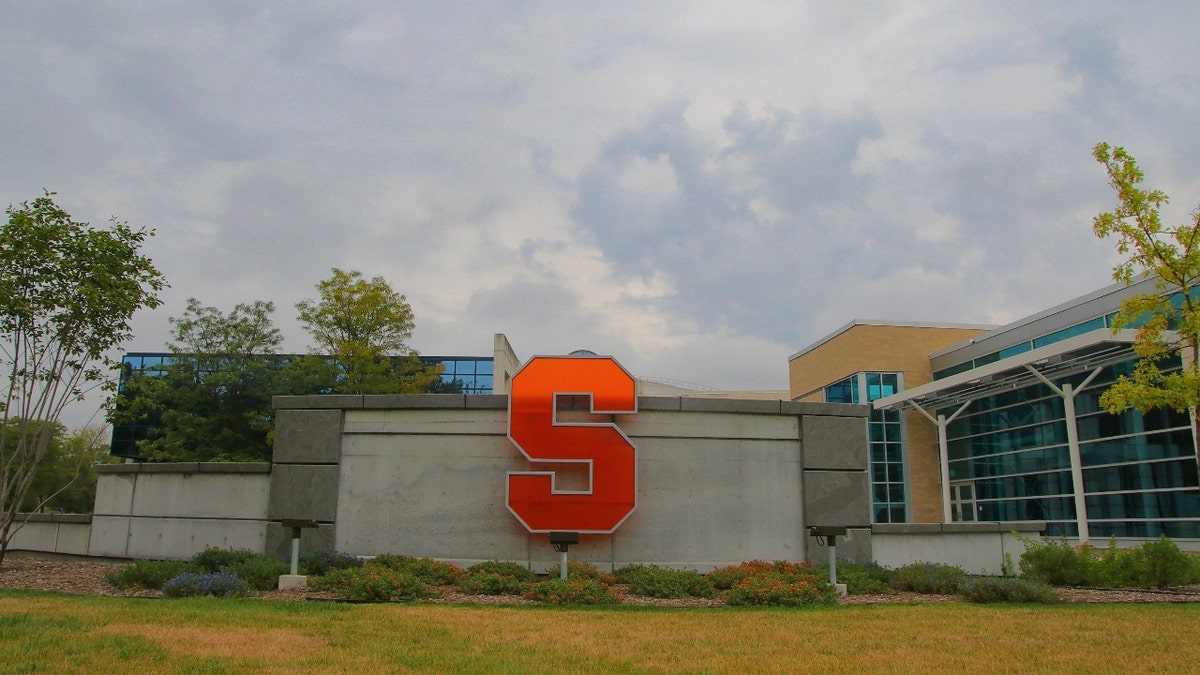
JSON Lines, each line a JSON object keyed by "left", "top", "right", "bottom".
{"left": 106, "top": 546, "right": 363, "bottom": 597}
{"left": 1018, "top": 535, "right": 1200, "bottom": 588}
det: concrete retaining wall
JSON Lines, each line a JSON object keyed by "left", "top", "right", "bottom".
{"left": 7, "top": 514, "right": 92, "bottom": 556}
{"left": 270, "top": 394, "right": 872, "bottom": 571}
{"left": 871, "top": 522, "right": 1046, "bottom": 575}
{"left": 87, "top": 462, "right": 271, "bottom": 560}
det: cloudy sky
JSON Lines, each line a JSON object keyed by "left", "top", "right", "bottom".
{"left": 4, "top": 2, "right": 1200, "bottom": 427}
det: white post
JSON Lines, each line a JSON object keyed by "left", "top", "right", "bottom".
{"left": 559, "top": 551, "right": 568, "bottom": 580}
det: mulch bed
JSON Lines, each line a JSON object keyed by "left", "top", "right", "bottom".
{"left": 3, "top": 553, "right": 1199, "bottom": 605}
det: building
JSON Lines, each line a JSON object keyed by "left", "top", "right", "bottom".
{"left": 790, "top": 276, "right": 1200, "bottom": 540}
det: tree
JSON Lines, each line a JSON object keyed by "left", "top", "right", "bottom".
{"left": 0, "top": 193, "right": 166, "bottom": 564}
{"left": 113, "top": 299, "right": 288, "bottom": 462}
{"left": 16, "top": 424, "right": 113, "bottom": 514}
{"left": 295, "top": 269, "right": 442, "bottom": 394}
{"left": 1091, "top": 142, "right": 1200, "bottom": 454}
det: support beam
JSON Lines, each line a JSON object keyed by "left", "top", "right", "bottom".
{"left": 1024, "top": 365, "right": 1102, "bottom": 542}
{"left": 911, "top": 400, "right": 971, "bottom": 523}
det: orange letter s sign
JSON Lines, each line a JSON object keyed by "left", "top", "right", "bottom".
{"left": 506, "top": 356, "right": 637, "bottom": 533}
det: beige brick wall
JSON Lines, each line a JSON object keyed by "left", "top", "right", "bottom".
{"left": 789, "top": 324, "right": 988, "bottom": 523}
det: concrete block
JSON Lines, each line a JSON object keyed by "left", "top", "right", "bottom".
{"left": 617, "top": 411, "right": 798, "bottom": 441}
{"left": 269, "top": 464, "right": 340, "bottom": 522}
{"left": 636, "top": 396, "right": 682, "bottom": 411}
{"left": 278, "top": 575, "right": 308, "bottom": 590}
{"left": 87, "top": 515, "right": 131, "bottom": 558}
{"left": 124, "top": 517, "right": 268, "bottom": 560}
{"left": 92, "top": 472, "right": 137, "bottom": 517}
{"left": 334, "top": 435, "right": 529, "bottom": 560}
{"left": 8, "top": 521, "right": 59, "bottom": 552}
{"left": 680, "top": 398, "right": 782, "bottom": 415}
{"left": 130, "top": 473, "right": 270, "bottom": 520}
{"left": 273, "top": 395, "right": 363, "bottom": 410}
{"left": 54, "top": 521, "right": 93, "bottom": 555}
{"left": 872, "top": 523, "right": 942, "bottom": 534}
{"left": 803, "top": 470, "right": 871, "bottom": 528}
{"left": 140, "top": 462, "right": 200, "bottom": 473}
{"left": 782, "top": 401, "right": 870, "bottom": 418}
{"left": 464, "top": 395, "right": 508, "bottom": 410}
{"left": 267, "top": 523, "right": 335, "bottom": 559}
{"left": 197, "top": 462, "right": 271, "bottom": 474}
{"left": 363, "top": 394, "right": 466, "bottom": 409}
{"left": 801, "top": 415, "right": 868, "bottom": 471}
{"left": 342, "top": 408, "right": 508, "bottom": 436}
{"left": 274, "top": 409, "right": 343, "bottom": 464}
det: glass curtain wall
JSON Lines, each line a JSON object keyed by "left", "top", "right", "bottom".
{"left": 825, "top": 372, "right": 906, "bottom": 523}
{"left": 941, "top": 358, "right": 1200, "bottom": 537}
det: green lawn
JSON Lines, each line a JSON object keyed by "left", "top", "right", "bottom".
{"left": 2, "top": 591, "right": 1197, "bottom": 673}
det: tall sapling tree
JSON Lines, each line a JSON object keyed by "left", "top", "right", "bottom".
{"left": 0, "top": 193, "right": 166, "bottom": 564}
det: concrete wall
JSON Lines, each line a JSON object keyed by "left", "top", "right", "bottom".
{"left": 88, "top": 462, "right": 271, "bottom": 560}
{"left": 271, "top": 394, "right": 872, "bottom": 571}
{"left": 872, "top": 522, "right": 1046, "bottom": 575}
{"left": 7, "top": 514, "right": 92, "bottom": 556}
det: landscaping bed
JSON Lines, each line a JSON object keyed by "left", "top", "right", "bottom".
{"left": 5, "top": 552, "right": 1200, "bottom": 605}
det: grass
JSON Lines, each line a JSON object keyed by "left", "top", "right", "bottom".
{"left": 2, "top": 590, "right": 1200, "bottom": 673}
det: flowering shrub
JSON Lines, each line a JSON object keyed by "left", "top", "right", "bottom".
{"left": 614, "top": 565, "right": 715, "bottom": 599}
{"left": 958, "top": 577, "right": 1058, "bottom": 604}
{"left": 107, "top": 559, "right": 194, "bottom": 590}
{"left": 725, "top": 572, "right": 835, "bottom": 607}
{"left": 368, "top": 555, "right": 463, "bottom": 585}
{"left": 311, "top": 566, "right": 441, "bottom": 602}
{"left": 708, "top": 560, "right": 820, "bottom": 590}
{"left": 224, "top": 556, "right": 290, "bottom": 591}
{"left": 525, "top": 577, "right": 620, "bottom": 605}
{"left": 891, "top": 562, "right": 967, "bottom": 594}
{"left": 162, "top": 572, "right": 248, "bottom": 598}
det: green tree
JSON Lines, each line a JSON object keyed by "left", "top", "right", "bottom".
{"left": 1091, "top": 143, "right": 1200, "bottom": 448}
{"left": 17, "top": 424, "right": 113, "bottom": 514}
{"left": 295, "top": 269, "right": 442, "bottom": 394}
{"left": 114, "top": 299, "right": 288, "bottom": 462}
{"left": 0, "top": 193, "right": 166, "bottom": 564}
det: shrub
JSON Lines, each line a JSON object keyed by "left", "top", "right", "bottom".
{"left": 525, "top": 577, "right": 620, "bottom": 605}
{"left": 299, "top": 551, "right": 363, "bottom": 577}
{"left": 107, "top": 559, "right": 194, "bottom": 590}
{"left": 224, "top": 556, "right": 290, "bottom": 591}
{"left": 368, "top": 555, "right": 463, "bottom": 585}
{"left": 191, "top": 547, "right": 261, "bottom": 573}
{"left": 542, "top": 560, "right": 604, "bottom": 581}
{"left": 891, "top": 562, "right": 968, "bottom": 594}
{"left": 466, "top": 560, "right": 537, "bottom": 583}
{"left": 1096, "top": 538, "right": 1145, "bottom": 588}
{"left": 829, "top": 562, "right": 895, "bottom": 595}
{"left": 1138, "top": 535, "right": 1200, "bottom": 588}
{"left": 959, "top": 577, "right": 1058, "bottom": 604}
{"left": 457, "top": 572, "right": 529, "bottom": 596}
{"left": 725, "top": 572, "right": 836, "bottom": 607}
{"left": 1018, "top": 537, "right": 1097, "bottom": 586}
{"left": 707, "top": 560, "right": 819, "bottom": 590}
{"left": 613, "top": 565, "right": 715, "bottom": 599}
{"left": 311, "top": 566, "right": 441, "bottom": 602}
{"left": 162, "top": 572, "right": 248, "bottom": 598}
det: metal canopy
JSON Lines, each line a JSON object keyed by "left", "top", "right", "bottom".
{"left": 873, "top": 328, "right": 1140, "bottom": 413}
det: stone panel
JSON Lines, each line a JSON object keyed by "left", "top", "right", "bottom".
{"left": 802, "top": 470, "right": 871, "bottom": 528}
{"left": 801, "top": 415, "right": 868, "bottom": 470}
{"left": 130, "top": 473, "right": 270, "bottom": 520}
{"left": 268, "top": 464, "right": 340, "bottom": 522}
{"left": 617, "top": 410, "right": 798, "bottom": 441}
{"left": 92, "top": 472, "right": 137, "bottom": 517}
{"left": 342, "top": 408, "right": 508, "bottom": 436}
{"left": 124, "top": 518, "right": 268, "bottom": 561}
{"left": 266, "top": 523, "right": 336, "bottom": 559}
{"left": 274, "top": 409, "right": 343, "bottom": 464}
{"left": 87, "top": 515, "right": 131, "bottom": 558}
